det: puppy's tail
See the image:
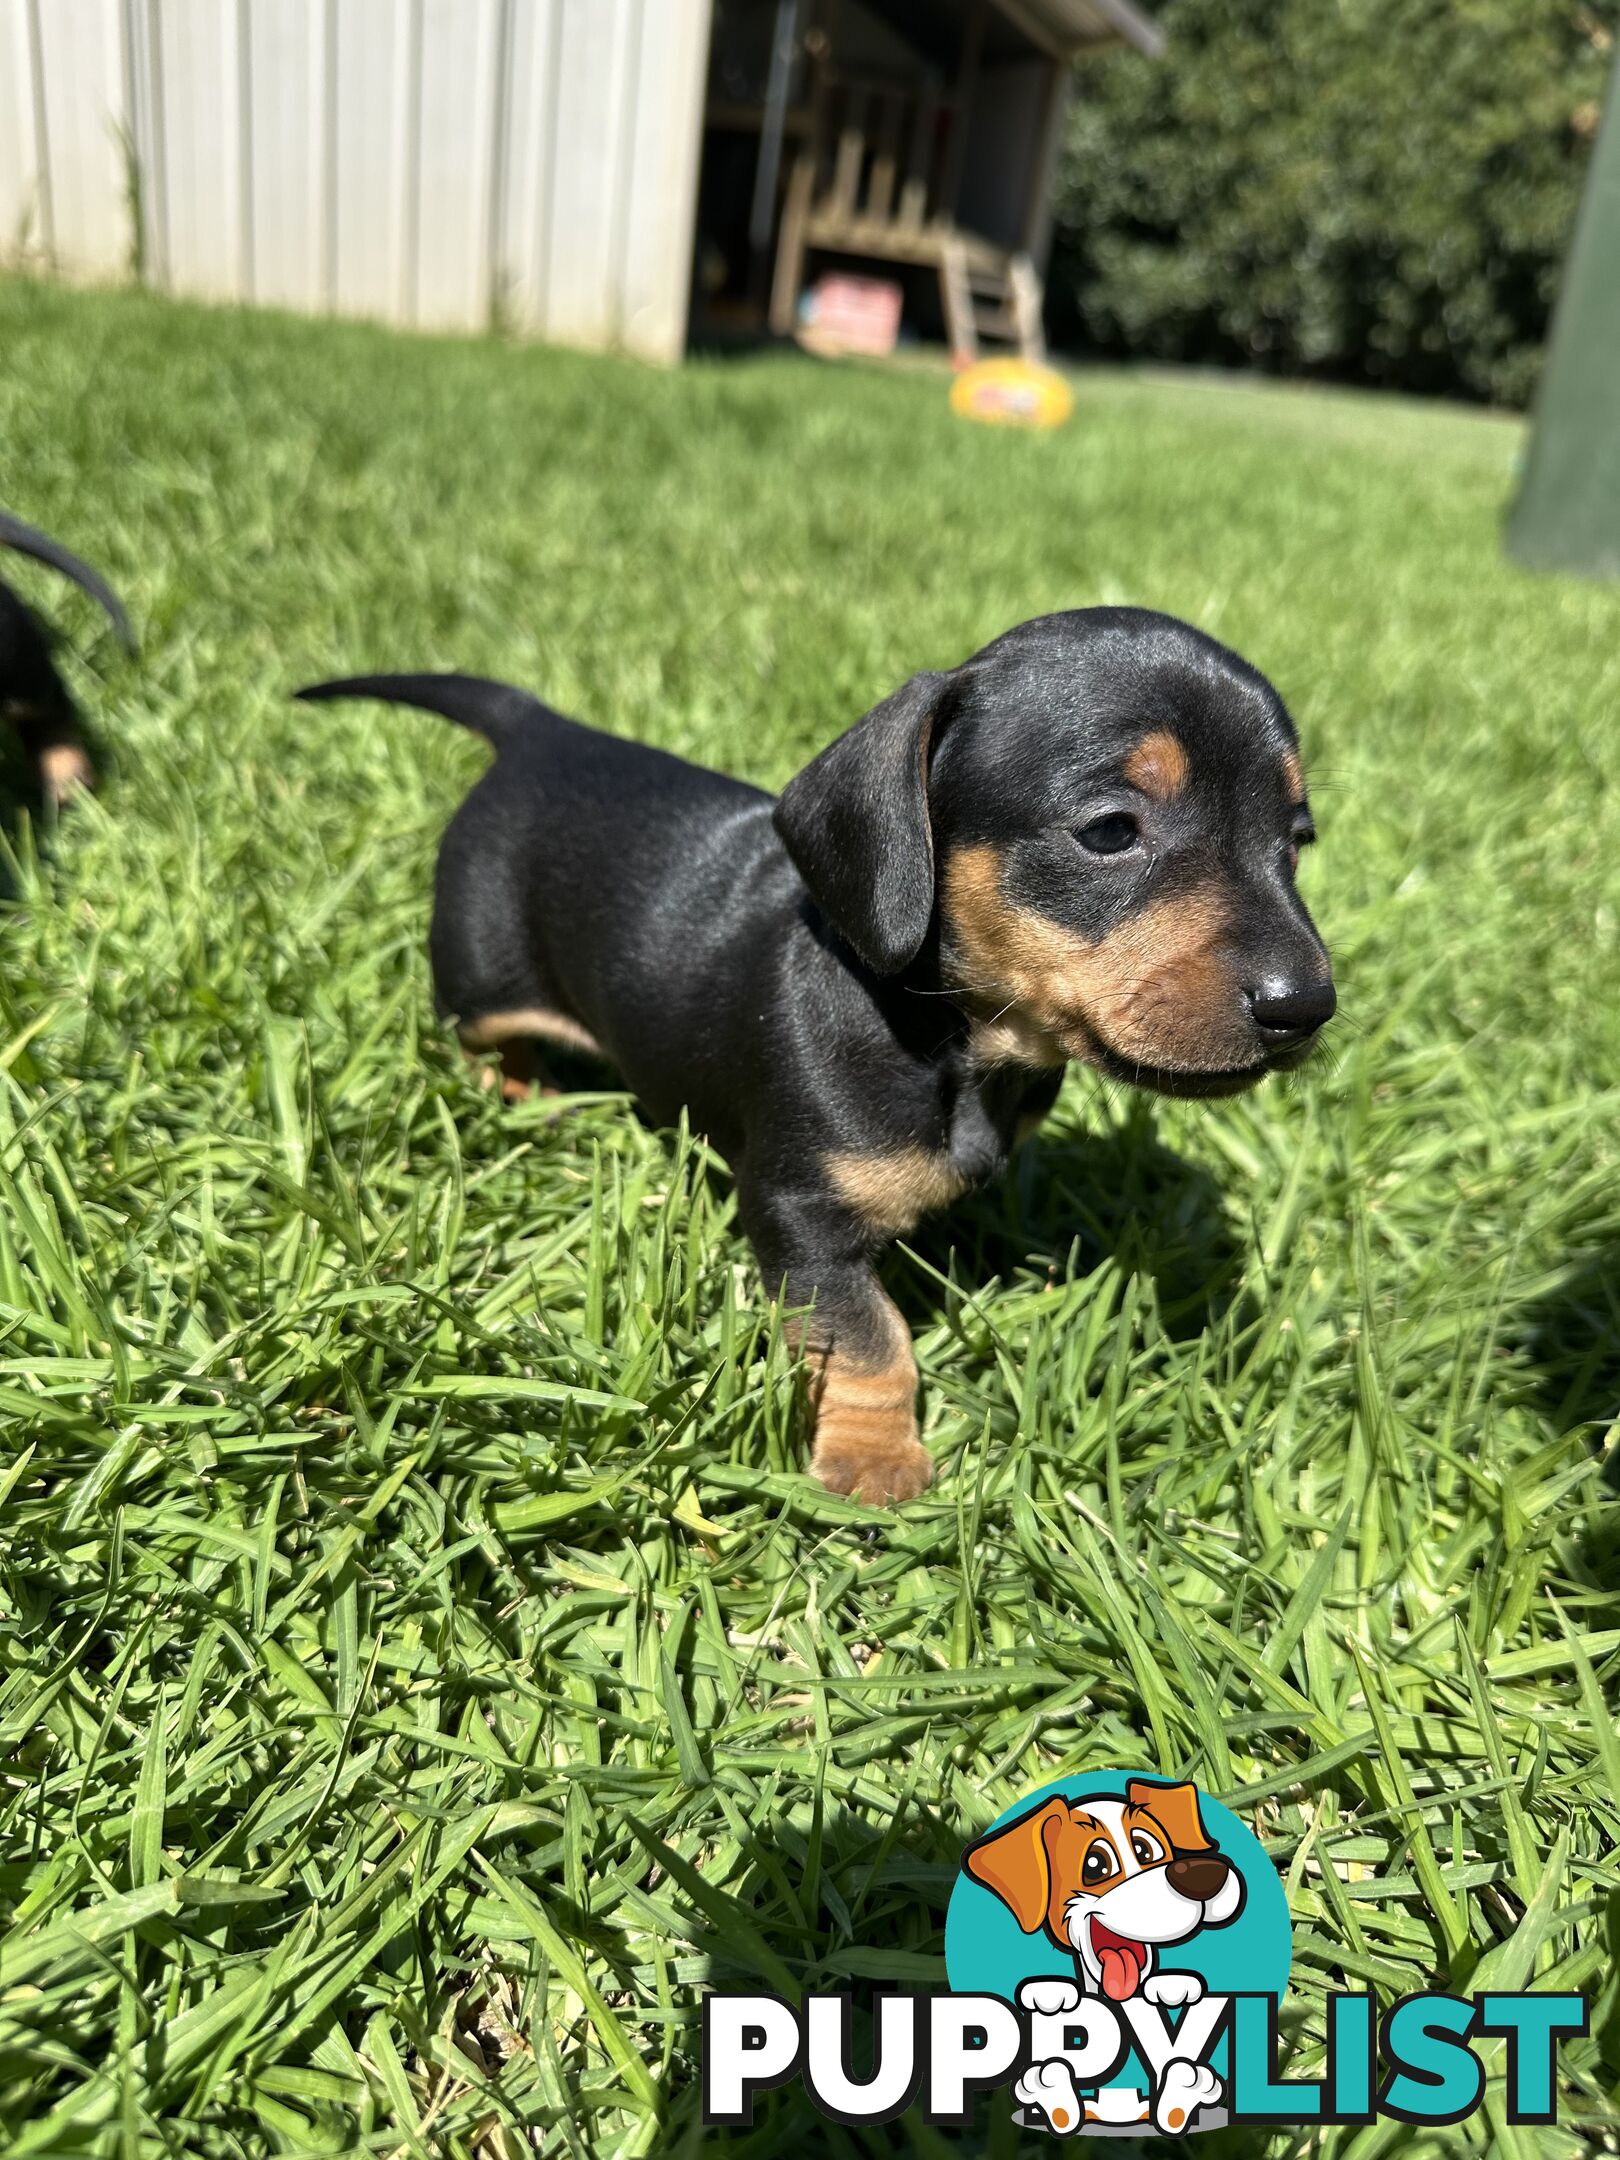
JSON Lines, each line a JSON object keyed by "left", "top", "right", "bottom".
{"left": 293, "top": 672, "right": 560, "bottom": 753}
{"left": 0, "top": 509, "right": 136, "bottom": 651}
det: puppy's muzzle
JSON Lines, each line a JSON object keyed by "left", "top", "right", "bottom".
{"left": 1165, "top": 1852, "right": 1233, "bottom": 1902}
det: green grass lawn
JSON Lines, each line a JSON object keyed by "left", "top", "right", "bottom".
{"left": 2, "top": 274, "right": 1619, "bottom": 2158}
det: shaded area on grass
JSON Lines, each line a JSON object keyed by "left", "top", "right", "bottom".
{"left": 903, "top": 1096, "right": 1249, "bottom": 1349}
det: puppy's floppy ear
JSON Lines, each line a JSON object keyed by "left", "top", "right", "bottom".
{"left": 773, "top": 670, "right": 953, "bottom": 975}
{"left": 1128, "top": 1779, "right": 1214, "bottom": 1855}
{"left": 962, "top": 1798, "right": 1067, "bottom": 1934}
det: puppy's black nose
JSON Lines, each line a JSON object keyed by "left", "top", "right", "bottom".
{"left": 1247, "top": 977, "right": 1336, "bottom": 1043}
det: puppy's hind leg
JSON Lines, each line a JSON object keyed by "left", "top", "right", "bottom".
{"left": 460, "top": 1025, "right": 549, "bottom": 1105}
{"left": 457, "top": 1006, "right": 605, "bottom": 1103}
{"left": 430, "top": 770, "right": 605, "bottom": 1103}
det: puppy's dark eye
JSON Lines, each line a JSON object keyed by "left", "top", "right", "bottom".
{"left": 1081, "top": 1844, "right": 1117, "bottom": 1884}
{"left": 1289, "top": 812, "right": 1316, "bottom": 875}
{"left": 1075, "top": 813, "right": 1139, "bottom": 856}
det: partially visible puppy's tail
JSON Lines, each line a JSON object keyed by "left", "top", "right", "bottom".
{"left": 294, "top": 672, "right": 563, "bottom": 754}
{"left": 0, "top": 509, "right": 135, "bottom": 651}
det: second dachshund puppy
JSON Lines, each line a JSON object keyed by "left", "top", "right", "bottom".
{"left": 1, "top": 509, "right": 135, "bottom": 806}
{"left": 300, "top": 609, "right": 1333, "bottom": 1503}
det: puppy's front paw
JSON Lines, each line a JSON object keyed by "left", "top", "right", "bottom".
{"left": 1143, "top": 1971, "right": 1204, "bottom": 2008}
{"left": 1018, "top": 1977, "right": 1083, "bottom": 2017}
{"left": 1014, "top": 2059, "right": 1083, "bottom": 2135}
{"left": 1154, "top": 2059, "right": 1221, "bottom": 2135}
{"left": 811, "top": 1432, "right": 933, "bottom": 1505}
{"left": 802, "top": 1297, "right": 926, "bottom": 1504}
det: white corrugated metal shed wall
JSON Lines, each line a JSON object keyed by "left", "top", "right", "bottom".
{"left": 0, "top": 0, "right": 714, "bottom": 363}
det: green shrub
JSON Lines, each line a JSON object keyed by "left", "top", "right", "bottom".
{"left": 1052, "top": 0, "right": 1616, "bottom": 405}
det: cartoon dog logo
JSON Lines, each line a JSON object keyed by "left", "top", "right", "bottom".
{"left": 962, "top": 1778, "right": 1245, "bottom": 2134}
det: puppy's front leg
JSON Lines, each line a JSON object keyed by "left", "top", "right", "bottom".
{"left": 745, "top": 1188, "right": 932, "bottom": 1504}
{"left": 803, "top": 1270, "right": 931, "bottom": 1505}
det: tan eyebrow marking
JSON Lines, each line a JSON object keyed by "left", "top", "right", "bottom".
{"left": 1281, "top": 746, "right": 1305, "bottom": 802}
{"left": 1123, "top": 729, "right": 1189, "bottom": 800}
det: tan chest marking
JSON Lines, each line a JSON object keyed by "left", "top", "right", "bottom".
{"left": 1123, "top": 728, "right": 1189, "bottom": 800}
{"left": 826, "top": 1144, "right": 970, "bottom": 1237}
{"left": 968, "top": 1012, "right": 1067, "bottom": 1069}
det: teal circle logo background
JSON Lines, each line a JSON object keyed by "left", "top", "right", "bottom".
{"left": 944, "top": 1772, "right": 1291, "bottom": 2004}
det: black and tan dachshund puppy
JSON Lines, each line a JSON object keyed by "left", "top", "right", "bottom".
{"left": 1, "top": 509, "right": 135, "bottom": 807}
{"left": 300, "top": 609, "right": 1333, "bottom": 1503}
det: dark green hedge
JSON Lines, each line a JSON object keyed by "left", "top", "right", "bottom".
{"left": 1051, "top": 0, "right": 1617, "bottom": 405}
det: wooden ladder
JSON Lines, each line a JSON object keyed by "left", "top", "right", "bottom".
{"left": 941, "top": 242, "right": 1046, "bottom": 367}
